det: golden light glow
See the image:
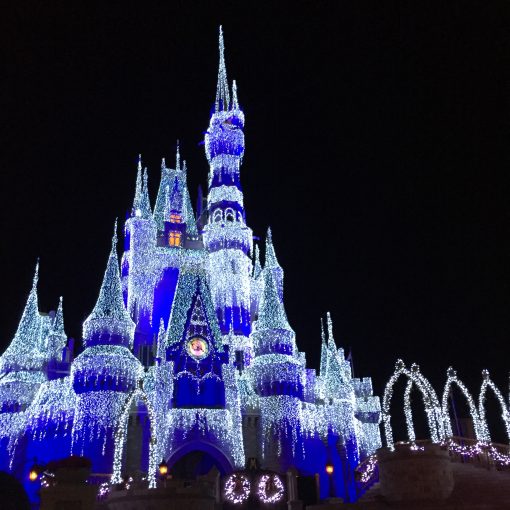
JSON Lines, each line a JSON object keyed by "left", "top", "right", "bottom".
{"left": 326, "top": 464, "right": 334, "bottom": 475}
{"left": 169, "top": 232, "right": 181, "bottom": 247}
{"left": 170, "top": 213, "right": 182, "bottom": 224}
{"left": 29, "top": 469, "right": 38, "bottom": 481}
{"left": 159, "top": 461, "right": 168, "bottom": 476}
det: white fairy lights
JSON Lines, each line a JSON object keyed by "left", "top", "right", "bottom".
{"left": 224, "top": 473, "right": 250, "bottom": 504}
{"left": 257, "top": 473, "right": 284, "bottom": 503}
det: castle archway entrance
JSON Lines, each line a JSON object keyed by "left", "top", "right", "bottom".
{"left": 167, "top": 441, "right": 233, "bottom": 478}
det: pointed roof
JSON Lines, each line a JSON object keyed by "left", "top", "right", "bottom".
{"left": 319, "top": 317, "right": 329, "bottom": 377}
{"left": 153, "top": 157, "right": 198, "bottom": 236}
{"left": 215, "top": 26, "right": 230, "bottom": 112}
{"left": 51, "top": 296, "right": 66, "bottom": 338}
{"left": 83, "top": 220, "right": 135, "bottom": 343}
{"left": 265, "top": 227, "right": 281, "bottom": 269}
{"left": 175, "top": 141, "right": 181, "bottom": 172}
{"left": 165, "top": 271, "right": 223, "bottom": 350}
{"left": 138, "top": 167, "right": 152, "bottom": 218}
{"left": 1, "top": 261, "right": 44, "bottom": 371}
{"left": 253, "top": 244, "right": 262, "bottom": 279}
{"left": 132, "top": 154, "right": 143, "bottom": 216}
{"left": 257, "top": 268, "right": 292, "bottom": 332}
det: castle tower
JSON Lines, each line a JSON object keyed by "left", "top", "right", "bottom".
{"left": 72, "top": 221, "right": 143, "bottom": 472}
{"left": 0, "top": 263, "right": 47, "bottom": 416}
{"left": 122, "top": 156, "right": 157, "bottom": 365}
{"left": 202, "top": 27, "right": 254, "bottom": 367}
{"left": 249, "top": 267, "right": 306, "bottom": 472}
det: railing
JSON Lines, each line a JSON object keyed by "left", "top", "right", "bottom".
{"left": 354, "top": 436, "right": 510, "bottom": 495}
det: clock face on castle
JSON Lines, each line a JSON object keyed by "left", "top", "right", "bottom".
{"left": 187, "top": 337, "right": 209, "bottom": 360}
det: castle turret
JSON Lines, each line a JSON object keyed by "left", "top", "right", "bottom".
{"left": 0, "top": 262, "right": 46, "bottom": 375}
{"left": 203, "top": 27, "right": 253, "bottom": 367}
{"left": 0, "top": 262, "right": 48, "bottom": 422}
{"left": 249, "top": 268, "right": 305, "bottom": 471}
{"left": 72, "top": 221, "right": 143, "bottom": 471}
{"left": 122, "top": 157, "right": 158, "bottom": 364}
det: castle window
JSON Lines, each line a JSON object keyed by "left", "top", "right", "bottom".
{"left": 169, "top": 231, "right": 181, "bottom": 247}
{"left": 213, "top": 209, "right": 222, "bottom": 223}
{"left": 225, "top": 208, "right": 235, "bottom": 222}
{"left": 170, "top": 213, "right": 182, "bottom": 223}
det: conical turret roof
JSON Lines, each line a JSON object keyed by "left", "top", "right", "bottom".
{"left": 265, "top": 227, "right": 281, "bottom": 269}
{"left": 215, "top": 26, "right": 230, "bottom": 112}
{"left": 0, "top": 261, "right": 45, "bottom": 371}
{"left": 257, "top": 268, "right": 292, "bottom": 332}
{"left": 83, "top": 220, "right": 135, "bottom": 344}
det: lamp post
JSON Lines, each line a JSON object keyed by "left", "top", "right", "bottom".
{"left": 325, "top": 463, "right": 334, "bottom": 498}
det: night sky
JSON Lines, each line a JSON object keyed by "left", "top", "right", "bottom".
{"left": 2, "top": 2, "right": 509, "bottom": 439}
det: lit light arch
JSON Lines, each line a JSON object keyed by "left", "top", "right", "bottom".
{"left": 478, "top": 369, "right": 510, "bottom": 443}
{"left": 441, "top": 367, "right": 483, "bottom": 440}
{"left": 382, "top": 360, "right": 444, "bottom": 448}
{"left": 111, "top": 388, "right": 158, "bottom": 488}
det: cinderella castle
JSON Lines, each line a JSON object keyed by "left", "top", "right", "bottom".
{"left": 0, "top": 28, "right": 381, "bottom": 504}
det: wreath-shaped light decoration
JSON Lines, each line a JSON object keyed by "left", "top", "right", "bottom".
{"left": 257, "top": 473, "right": 284, "bottom": 504}
{"left": 224, "top": 473, "right": 251, "bottom": 504}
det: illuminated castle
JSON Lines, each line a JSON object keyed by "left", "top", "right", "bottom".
{"left": 0, "top": 28, "right": 381, "bottom": 503}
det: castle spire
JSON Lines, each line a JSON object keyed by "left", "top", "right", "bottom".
{"left": 132, "top": 155, "right": 143, "bottom": 217}
{"left": 52, "top": 296, "right": 66, "bottom": 338}
{"left": 175, "top": 141, "right": 181, "bottom": 172}
{"left": 83, "top": 219, "right": 135, "bottom": 344}
{"left": 215, "top": 26, "right": 230, "bottom": 112}
{"left": 265, "top": 227, "right": 281, "bottom": 269}
{"left": 326, "top": 311, "right": 336, "bottom": 348}
{"left": 257, "top": 268, "right": 292, "bottom": 331}
{"left": 139, "top": 167, "right": 152, "bottom": 218}
{"left": 0, "top": 260, "right": 43, "bottom": 371}
{"left": 319, "top": 317, "right": 329, "bottom": 377}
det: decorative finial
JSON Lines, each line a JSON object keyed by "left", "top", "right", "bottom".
{"left": 215, "top": 26, "right": 230, "bottom": 112}
{"left": 33, "top": 258, "right": 40, "bottom": 287}
{"left": 447, "top": 366, "right": 456, "bottom": 378}
{"left": 395, "top": 359, "right": 405, "bottom": 370}
{"left": 112, "top": 218, "right": 118, "bottom": 249}
{"left": 320, "top": 317, "right": 326, "bottom": 344}
{"left": 176, "top": 140, "right": 181, "bottom": 171}
{"left": 182, "top": 160, "right": 187, "bottom": 174}
{"left": 161, "top": 157, "right": 166, "bottom": 170}
{"left": 232, "top": 80, "right": 239, "bottom": 109}
{"left": 326, "top": 311, "right": 335, "bottom": 346}
{"left": 138, "top": 153, "right": 142, "bottom": 171}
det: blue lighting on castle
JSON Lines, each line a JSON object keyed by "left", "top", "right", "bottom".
{"left": 0, "top": 27, "right": 381, "bottom": 505}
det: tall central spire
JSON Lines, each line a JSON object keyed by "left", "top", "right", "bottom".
{"left": 215, "top": 26, "right": 230, "bottom": 112}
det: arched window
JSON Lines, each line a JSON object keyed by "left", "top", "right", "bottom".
{"left": 213, "top": 209, "right": 223, "bottom": 223}
{"left": 225, "top": 208, "right": 235, "bottom": 222}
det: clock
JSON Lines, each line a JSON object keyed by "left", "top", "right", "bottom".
{"left": 187, "top": 337, "right": 209, "bottom": 360}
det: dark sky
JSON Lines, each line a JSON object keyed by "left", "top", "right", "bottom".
{"left": 1, "top": 2, "right": 509, "bottom": 432}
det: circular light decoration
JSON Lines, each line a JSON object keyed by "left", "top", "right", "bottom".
{"left": 187, "top": 337, "right": 209, "bottom": 360}
{"left": 257, "top": 473, "right": 284, "bottom": 504}
{"left": 224, "top": 473, "right": 250, "bottom": 504}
